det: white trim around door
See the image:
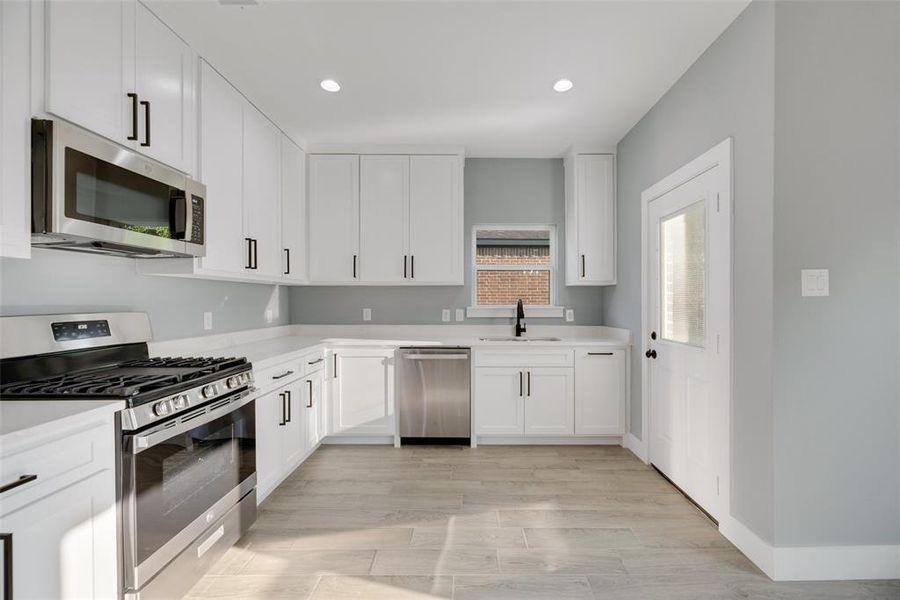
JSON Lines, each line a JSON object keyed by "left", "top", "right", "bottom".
{"left": 640, "top": 137, "right": 733, "bottom": 522}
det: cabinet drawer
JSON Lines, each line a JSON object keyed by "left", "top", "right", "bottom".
{"left": 474, "top": 348, "right": 574, "bottom": 368}
{"left": 0, "top": 417, "right": 113, "bottom": 511}
{"left": 302, "top": 348, "right": 326, "bottom": 374}
{"left": 254, "top": 359, "right": 303, "bottom": 393}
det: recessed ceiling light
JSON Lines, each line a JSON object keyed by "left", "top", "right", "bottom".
{"left": 553, "top": 79, "right": 574, "bottom": 93}
{"left": 320, "top": 79, "right": 341, "bottom": 93}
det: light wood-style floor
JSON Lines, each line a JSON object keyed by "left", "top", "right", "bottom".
{"left": 187, "top": 445, "right": 899, "bottom": 599}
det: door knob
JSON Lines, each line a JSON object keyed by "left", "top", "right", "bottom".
{"left": 645, "top": 349, "right": 657, "bottom": 359}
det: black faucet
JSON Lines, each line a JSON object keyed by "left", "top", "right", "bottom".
{"left": 515, "top": 299, "right": 527, "bottom": 337}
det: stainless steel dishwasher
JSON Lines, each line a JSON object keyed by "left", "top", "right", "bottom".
{"left": 397, "top": 346, "right": 471, "bottom": 443}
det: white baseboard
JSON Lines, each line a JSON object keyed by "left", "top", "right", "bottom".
{"left": 623, "top": 432, "right": 648, "bottom": 463}
{"left": 720, "top": 516, "right": 900, "bottom": 581}
{"left": 322, "top": 435, "right": 395, "bottom": 445}
{"left": 475, "top": 435, "right": 622, "bottom": 446}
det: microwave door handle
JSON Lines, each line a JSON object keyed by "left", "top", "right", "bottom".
{"left": 171, "top": 193, "right": 187, "bottom": 240}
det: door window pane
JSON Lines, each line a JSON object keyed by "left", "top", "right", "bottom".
{"left": 660, "top": 201, "right": 706, "bottom": 346}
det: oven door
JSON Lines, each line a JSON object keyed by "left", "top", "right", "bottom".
{"left": 33, "top": 119, "right": 206, "bottom": 257}
{"left": 121, "top": 390, "right": 256, "bottom": 591}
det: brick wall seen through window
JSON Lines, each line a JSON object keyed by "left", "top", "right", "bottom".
{"left": 474, "top": 228, "right": 553, "bottom": 305}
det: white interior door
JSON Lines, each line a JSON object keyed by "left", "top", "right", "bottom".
{"left": 646, "top": 154, "right": 730, "bottom": 521}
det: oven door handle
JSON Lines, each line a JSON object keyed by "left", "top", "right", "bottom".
{"left": 129, "top": 388, "right": 255, "bottom": 454}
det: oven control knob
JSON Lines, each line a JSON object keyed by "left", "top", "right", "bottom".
{"left": 202, "top": 384, "right": 217, "bottom": 399}
{"left": 172, "top": 395, "right": 188, "bottom": 410}
{"left": 226, "top": 376, "right": 239, "bottom": 389}
{"left": 153, "top": 401, "right": 171, "bottom": 417}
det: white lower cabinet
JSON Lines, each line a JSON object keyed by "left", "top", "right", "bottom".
{"left": 574, "top": 349, "right": 626, "bottom": 435}
{"left": 474, "top": 367, "right": 574, "bottom": 436}
{"left": 473, "top": 368, "right": 525, "bottom": 435}
{"left": 303, "top": 369, "right": 325, "bottom": 451}
{"left": 255, "top": 381, "right": 305, "bottom": 501}
{"left": 0, "top": 410, "right": 118, "bottom": 599}
{"left": 330, "top": 348, "right": 395, "bottom": 436}
{"left": 524, "top": 368, "right": 575, "bottom": 435}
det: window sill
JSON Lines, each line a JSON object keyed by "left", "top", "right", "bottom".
{"left": 466, "top": 306, "right": 565, "bottom": 319}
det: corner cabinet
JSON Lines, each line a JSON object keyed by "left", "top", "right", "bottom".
{"left": 308, "top": 153, "right": 463, "bottom": 285}
{"left": 565, "top": 154, "right": 616, "bottom": 285}
{"left": 329, "top": 348, "right": 395, "bottom": 437}
{"left": 45, "top": 0, "right": 195, "bottom": 175}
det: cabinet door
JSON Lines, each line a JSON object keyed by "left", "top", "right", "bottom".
{"left": 281, "top": 136, "right": 307, "bottom": 282}
{"left": 331, "top": 349, "right": 394, "bottom": 435}
{"left": 45, "top": 0, "right": 134, "bottom": 145}
{"left": 308, "top": 155, "right": 360, "bottom": 283}
{"left": 408, "top": 156, "right": 462, "bottom": 283}
{"left": 242, "top": 105, "right": 282, "bottom": 277}
{"left": 0, "top": 0, "right": 31, "bottom": 258}
{"left": 524, "top": 368, "right": 574, "bottom": 435}
{"left": 304, "top": 371, "right": 324, "bottom": 451}
{"left": 574, "top": 154, "right": 616, "bottom": 284}
{"left": 198, "top": 60, "right": 244, "bottom": 274}
{"left": 282, "top": 381, "right": 306, "bottom": 468}
{"left": 134, "top": 2, "right": 193, "bottom": 173}
{"left": 359, "top": 155, "right": 408, "bottom": 283}
{"left": 574, "top": 349, "right": 625, "bottom": 435}
{"left": 474, "top": 368, "right": 524, "bottom": 435}
{"left": 0, "top": 471, "right": 117, "bottom": 600}
{"left": 255, "top": 388, "right": 285, "bottom": 501}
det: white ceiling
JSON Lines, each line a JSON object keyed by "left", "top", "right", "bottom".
{"left": 146, "top": 0, "right": 749, "bottom": 157}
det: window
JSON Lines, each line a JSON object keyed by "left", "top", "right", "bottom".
{"left": 659, "top": 201, "right": 706, "bottom": 346}
{"left": 472, "top": 226, "right": 556, "bottom": 309}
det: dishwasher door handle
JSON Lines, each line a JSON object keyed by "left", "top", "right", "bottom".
{"left": 402, "top": 354, "right": 469, "bottom": 360}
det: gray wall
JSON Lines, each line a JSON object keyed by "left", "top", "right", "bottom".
{"left": 772, "top": 1, "right": 900, "bottom": 546}
{"left": 604, "top": 1, "right": 776, "bottom": 542}
{"left": 0, "top": 249, "right": 289, "bottom": 341}
{"left": 291, "top": 158, "right": 604, "bottom": 325}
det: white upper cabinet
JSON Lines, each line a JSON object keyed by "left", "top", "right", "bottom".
{"left": 308, "top": 155, "right": 360, "bottom": 283}
{"left": 45, "top": 0, "right": 134, "bottom": 145}
{"left": 308, "top": 152, "right": 463, "bottom": 286}
{"left": 45, "top": 0, "right": 194, "bottom": 174}
{"left": 242, "top": 104, "right": 282, "bottom": 278}
{"left": 281, "top": 136, "right": 307, "bottom": 282}
{"left": 408, "top": 156, "right": 463, "bottom": 284}
{"left": 360, "top": 155, "right": 409, "bottom": 283}
{"left": 565, "top": 154, "right": 616, "bottom": 285}
{"left": 0, "top": 0, "right": 31, "bottom": 258}
{"left": 134, "top": 2, "right": 194, "bottom": 173}
{"left": 196, "top": 60, "right": 244, "bottom": 275}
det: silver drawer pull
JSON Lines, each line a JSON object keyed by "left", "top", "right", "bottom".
{"left": 272, "top": 370, "right": 295, "bottom": 380}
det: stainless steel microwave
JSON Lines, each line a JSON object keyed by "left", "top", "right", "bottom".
{"left": 31, "top": 119, "right": 206, "bottom": 258}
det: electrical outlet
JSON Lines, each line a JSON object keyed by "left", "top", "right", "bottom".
{"left": 203, "top": 312, "right": 213, "bottom": 331}
{"left": 455, "top": 308, "right": 465, "bottom": 322}
{"left": 801, "top": 269, "right": 829, "bottom": 297}
{"left": 565, "top": 309, "right": 575, "bottom": 322}
{"left": 362, "top": 308, "right": 372, "bottom": 321}
{"left": 441, "top": 309, "right": 451, "bottom": 322}
{"left": 265, "top": 309, "right": 274, "bottom": 323}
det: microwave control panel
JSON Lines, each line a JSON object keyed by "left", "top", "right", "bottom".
{"left": 190, "top": 195, "right": 204, "bottom": 244}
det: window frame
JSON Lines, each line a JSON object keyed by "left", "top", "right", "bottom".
{"left": 467, "top": 224, "right": 564, "bottom": 318}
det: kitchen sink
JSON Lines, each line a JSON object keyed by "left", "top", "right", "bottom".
{"left": 479, "top": 337, "right": 562, "bottom": 342}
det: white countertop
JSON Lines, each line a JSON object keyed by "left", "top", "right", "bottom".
{"left": 149, "top": 324, "right": 632, "bottom": 369}
{"left": 0, "top": 399, "right": 123, "bottom": 439}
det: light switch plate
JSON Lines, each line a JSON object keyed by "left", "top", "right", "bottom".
{"left": 565, "top": 309, "right": 575, "bottom": 322}
{"left": 265, "top": 309, "right": 274, "bottom": 323}
{"left": 801, "top": 269, "right": 829, "bottom": 297}
{"left": 362, "top": 308, "right": 372, "bottom": 321}
{"left": 441, "top": 309, "right": 451, "bottom": 322}
{"left": 455, "top": 308, "right": 465, "bottom": 322}
{"left": 203, "top": 312, "right": 213, "bottom": 330}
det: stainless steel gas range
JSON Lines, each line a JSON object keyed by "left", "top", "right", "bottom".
{"left": 0, "top": 313, "right": 258, "bottom": 600}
